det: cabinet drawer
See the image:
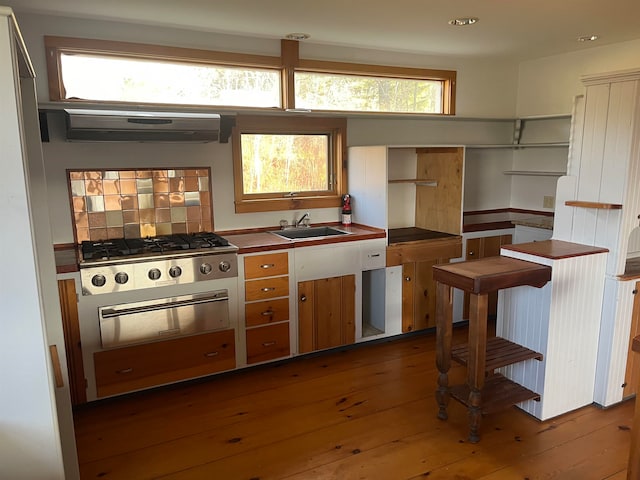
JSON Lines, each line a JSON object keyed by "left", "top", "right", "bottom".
{"left": 245, "top": 298, "right": 290, "bottom": 327}
{"left": 94, "top": 329, "right": 235, "bottom": 398}
{"left": 244, "top": 252, "right": 288, "bottom": 279}
{"left": 245, "top": 276, "right": 289, "bottom": 301}
{"left": 246, "top": 322, "right": 290, "bottom": 364}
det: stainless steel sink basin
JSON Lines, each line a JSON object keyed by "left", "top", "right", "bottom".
{"left": 271, "top": 226, "right": 350, "bottom": 240}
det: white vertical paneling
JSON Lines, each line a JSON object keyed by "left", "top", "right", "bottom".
{"left": 576, "top": 83, "right": 610, "bottom": 201}
{"left": 348, "top": 146, "right": 388, "bottom": 229}
{"left": 594, "top": 277, "right": 636, "bottom": 405}
{"left": 553, "top": 175, "right": 577, "bottom": 241}
{"left": 599, "top": 80, "right": 636, "bottom": 204}
{"left": 499, "top": 249, "right": 607, "bottom": 420}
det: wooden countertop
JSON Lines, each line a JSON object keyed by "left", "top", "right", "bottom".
{"left": 463, "top": 209, "right": 553, "bottom": 233}
{"left": 54, "top": 245, "right": 79, "bottom": 274}
{"left": 502, "top": 240, "right": 608, "bottom": 259}
{"left": 222, "top": 223, "right": 386, "bottom": 254}
{"left": 432, "top": 256, "right": 552, "bottom": 294}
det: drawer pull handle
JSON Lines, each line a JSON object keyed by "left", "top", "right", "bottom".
{"left": 204, "top": 351, "right": 219, "bottom": 357}
{"left": 116, "top": 368, "right": 133, "bottom": 374}
{"left": 405, "top": 276, "right": 411, "bottom": 282}
{"left": 260, "top": 263, "right": 275, "bottom": 269}
{"left": 262, "top": 341, "right": 276, "bottom": 347}
{"left": 370, "top": 253, "right": 380, "bottom": 258}
{"left": 300, "top": 295, "right": 307, "bottom": 302}
{"left": 261, "top": 287, "right": 276, "bottom": 292}
{"left": 261, "top": 310, "right": 274, "bottom": 316}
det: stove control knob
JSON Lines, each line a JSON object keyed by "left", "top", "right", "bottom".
{"left": 115, "top": 272, "right": 129, "bottom": 285}
{"left": 200, "top": 263, "right": 213, "bottom": 275}
{"left": 91, "top": 274, "right": 106, "bottom": 288}
{"left": 219, "top": 260, "right": 232, "bottom": 273}
{"left": 148, "top": 268, "right": 162, "bottom": 281}
{"left": 169, "top": 266, "right": 182, "bottom": 278}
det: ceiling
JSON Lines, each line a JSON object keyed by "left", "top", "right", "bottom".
{"left": 6, "top": 0, "right": 640, "bottom": 61}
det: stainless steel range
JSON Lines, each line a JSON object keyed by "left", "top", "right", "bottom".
{"left": 76, "top": 232, "right": 241, "bottom": 400}
{"left": 79, "top": 232, "right": 238, "bottom": 295}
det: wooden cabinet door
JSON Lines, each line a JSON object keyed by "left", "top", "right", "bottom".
{"left": 402, "top": 259, "right": 440, "bottom": 332}
{"left": 624, "top": 281, "right": 640, "bottom": 398}
{"left": 58, "top": 279, "right": 86, "bottom": 405}
{"left": 298, "top": 275, "right": 355, "bottom": 353}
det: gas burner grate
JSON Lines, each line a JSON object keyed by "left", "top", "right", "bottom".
{"left": 81, "top": 232, "right": 232, "bottom": 261}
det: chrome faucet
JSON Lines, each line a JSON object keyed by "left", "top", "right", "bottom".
{"left": 296, "top": 212, "right": 310, "bottom": 227}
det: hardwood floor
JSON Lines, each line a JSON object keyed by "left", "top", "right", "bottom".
{"left": 73, "top": 327, "right": 635, "bottom": 479}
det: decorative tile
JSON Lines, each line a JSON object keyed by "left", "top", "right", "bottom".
{"left": 85, "top": 179, "right": 103, "bottom": 195}
{"left": 89, "top": 227, "right": 108, "bottom": 241}
{"left": 120, "top": 195, "right": 138, "bottom": 210}
{"left": 155, "top": 208, "right": 171, "bottom": 223}
{"left": 73, "top": 196, "right": 86, "bottom": 212}
{"left": 104, "top": 195, "right": 121, "bottom": 211}
{"left": 138, "top": 193, "right": 154, "bottom": 209}
{"left": 122, "top": 210, "right": 139, "bottom": 224}
{"left": 69, "top": 168, "right": 211, "bottom": 241}
{"left": 105, "top": 211, "right": 124, "bottom": 227}
{"left": 184, "top": 191, "right": 200, "bottom": 207}
{"left": 170, "top": 207, "right": 187, "bottom": 223}
{"left": 170, "top": 192, "right": 185, "bottom": 206}
{"left": 88, "top": 212, "right": 106, "bottom": 228}
{"left": 70, "top": 179, "right": 86, "bottom": 196}
{"left": 136, "top": 178, "right": 153, "bottom": 194}
{"left": 154, "top": 194, "right": 170, "bottom": 208}
{"left": 86, "top": 196, "right": 105, "bottom": 213}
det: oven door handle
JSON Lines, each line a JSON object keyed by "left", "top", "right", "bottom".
{"left": 100, "top": 294, "right": 228, "bottom": 319}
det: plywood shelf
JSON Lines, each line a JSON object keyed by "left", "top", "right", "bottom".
{"left": 449, "top": 373, "right": 541, "bottom": 415}
{"left": 388, "top": 178, "right": 438, "bottom": 186}
{"left": 564, "top": 200, "right": 623, "bottom": 210}
{"left": 451, "top": 336, "right": 543, "bottom": 372}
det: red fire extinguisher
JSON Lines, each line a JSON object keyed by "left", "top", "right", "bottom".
{"left": 341, "top": 194, "right": 352, "bottom": 226}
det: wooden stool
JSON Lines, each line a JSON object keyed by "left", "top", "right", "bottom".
{"left": 433, "top": 256, "right": 551, "bottom": 443}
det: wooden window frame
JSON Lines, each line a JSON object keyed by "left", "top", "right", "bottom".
{"left": 44, "top": 36, "right": 281, "bottom": 108}
{"left": 292, "top": 57, "right": 456, "bottom": 115}
{"left": 232, "top": 115, "right": 347, "bottom": 213}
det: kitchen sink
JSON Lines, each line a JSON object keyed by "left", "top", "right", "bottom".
{"left": 271, "top": 226, "right": 350, "bottom": 240}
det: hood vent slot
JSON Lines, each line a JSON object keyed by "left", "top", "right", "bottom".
{"left": 64, "top": 109, "right": 221, "bottom": 142}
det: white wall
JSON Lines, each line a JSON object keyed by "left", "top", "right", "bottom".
{"left": 517, "top": 38, "right": 640, "bottom": 117}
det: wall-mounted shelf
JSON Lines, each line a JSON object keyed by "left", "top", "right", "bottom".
{"left": 466, "top": 142, "right": 569, "bottom": 149}
{"left": 503, "top": 170, "right": 566, "bottom": 177}
{"left": 388, "top": 178, "right": 438, "bottom": 187}
{"left": 565, "top": 200, "right": 623, "bottom": 210}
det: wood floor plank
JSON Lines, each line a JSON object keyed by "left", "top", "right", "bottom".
{"left": 73, "top": 326, "right": 634, "bottom": 480}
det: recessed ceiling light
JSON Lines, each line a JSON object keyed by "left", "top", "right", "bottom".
{"left": 285, "top": 33, "right": 310, "bottom": 41}
{"left": 448, "top": 17, "right": 479, "bottom": 26}
{"left": 577, "top": 35, "right": 599, "bottom": 42}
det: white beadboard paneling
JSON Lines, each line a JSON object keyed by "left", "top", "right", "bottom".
{"left": 576, "top": 83, "right": 610, "bottom": 202}
{"left": 594, "top": 277, "right": 636, "bottom": 406}
{"left": 499, "top": 249, "right": 607, "bottom": 420}
{"left": 553, "top": 175, "right": 577, "bottom": 241}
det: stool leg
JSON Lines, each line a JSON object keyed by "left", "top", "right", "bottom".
{"left": 435, "top": 282, "right": 453, "bottom": 420}
{"left": 467, "top": 292, "right": 488, "bottom": 443}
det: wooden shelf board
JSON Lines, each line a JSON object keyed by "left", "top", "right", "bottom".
{"left": 503, "top": 170, "right": 566, "bottom": 177}
{"left": 564, "top": 200, "right": 623, "bottom": 210}
{"left": 451, "top": 336, "right": 543, "bottom": 372}
{"left": 450, "top": 373, "right": 540, "bottom": 415}
{"left": 388, "top": 178, "right": 438, "bottom": 186}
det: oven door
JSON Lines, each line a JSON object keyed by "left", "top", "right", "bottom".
{"left": 98, "top": 290, "right": 229, "bottom": 348}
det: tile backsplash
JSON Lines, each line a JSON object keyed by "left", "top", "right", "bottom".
{"left": 68, "top": 168, "right": 212, "bottom": 242}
